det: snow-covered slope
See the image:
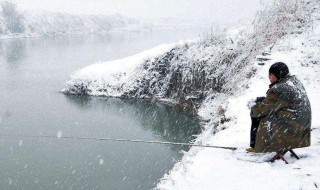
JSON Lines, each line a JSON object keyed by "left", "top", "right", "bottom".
{"left": 63, "top": 43, "right": 180, "bottom": 97}
{"left": 63, "top": 0, "right": 320, "bottom": 189}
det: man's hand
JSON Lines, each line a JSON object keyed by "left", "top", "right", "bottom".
{"left": 256, "top": 97, "right": 266, "bottom": 103}
{"left": 247, "top": 99, "right": 256, "bottom": 109}
{"left": 247, "top": 97, "right": 266, "bottom": 109}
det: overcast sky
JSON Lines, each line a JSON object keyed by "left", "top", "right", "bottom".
{"left": 14, "top": 0, "right": 263, "bottom": 28}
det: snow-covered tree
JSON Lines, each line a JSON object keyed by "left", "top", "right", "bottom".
{"left": 1, "top": 0, "right": 25, "bottom": 33}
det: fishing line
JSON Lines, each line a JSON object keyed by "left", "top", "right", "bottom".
{"left": 0, "top": 134, "right": 237, "bottom": 151}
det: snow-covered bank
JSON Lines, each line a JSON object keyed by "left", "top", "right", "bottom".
{"left": 63, "top": 43, "right": 182, "bottom": 97}
{"left": 0, "top": 1, "right": 151, "bottom": 39}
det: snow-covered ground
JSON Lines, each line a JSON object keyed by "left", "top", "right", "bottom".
{"left": 155, "top": 11, "right": 320, "bottom": 190}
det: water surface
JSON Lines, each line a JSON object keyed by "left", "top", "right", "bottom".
{"left": 0, "top": 30, "right": 204, "bottom": 190}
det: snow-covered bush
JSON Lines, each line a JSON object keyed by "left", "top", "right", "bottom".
{"left": 251, "top": 0, "right": 315, "bottom": 51}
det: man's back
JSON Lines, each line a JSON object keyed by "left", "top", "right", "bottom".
{"left": 273, "top": 75, "right": 311, "bottom": 125}
{"left": 251, "top": 75, "right": 311, "bottom": 153}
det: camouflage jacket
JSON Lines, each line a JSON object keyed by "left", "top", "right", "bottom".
{"left": 251, "top": 75, "right": 311, "bottom": 153}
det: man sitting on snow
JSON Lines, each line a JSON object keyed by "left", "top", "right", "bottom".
{"left": 246, "top": 62, "right": 311, "bottom": 153}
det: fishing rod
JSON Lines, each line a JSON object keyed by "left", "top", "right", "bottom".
{"left": 0, "top": 134, "right": 237, "bottom": 151}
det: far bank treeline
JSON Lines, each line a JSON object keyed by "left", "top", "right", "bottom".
{"left": 0, "top": 1, "right": 147, "bottom": 37}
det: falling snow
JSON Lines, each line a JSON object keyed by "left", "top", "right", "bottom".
{"left": 56, "top": 131, "right": 62, "bottom": 138}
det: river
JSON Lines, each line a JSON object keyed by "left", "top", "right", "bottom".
{"left": 0, "top": 30, "right": 204, "bottom": 190}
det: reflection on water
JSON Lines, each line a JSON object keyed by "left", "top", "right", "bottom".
{"left": 64, "top": 94, "right": 202, "bottom": 151}
{"left": 1, "top": 39, "right": 26, "bottom": 63}
{"left": 64, "top": 94, "right": 92, "bottom": 108}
